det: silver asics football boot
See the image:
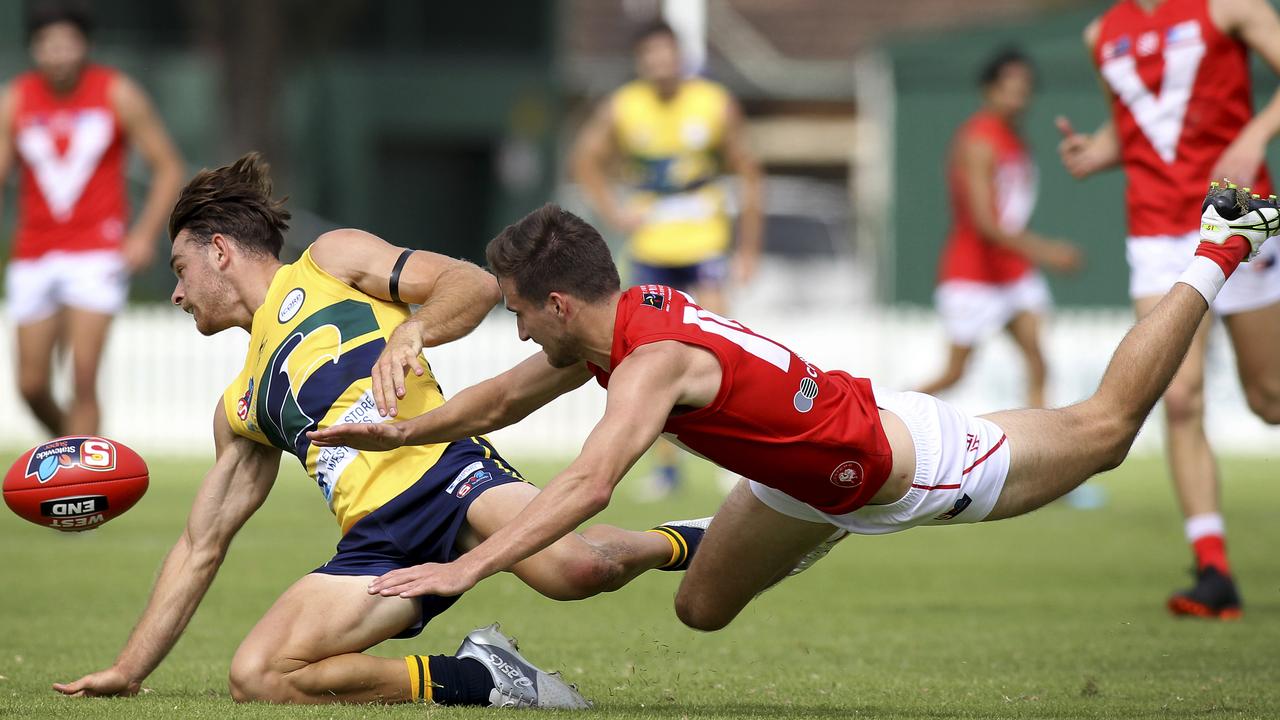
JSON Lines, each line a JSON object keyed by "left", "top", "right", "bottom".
{"left": 454, "top": 623, "right": 592, "bottom": 709}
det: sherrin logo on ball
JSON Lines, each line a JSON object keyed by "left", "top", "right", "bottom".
{"left": 4, "top": 436, "right": 149, "bottom": 532}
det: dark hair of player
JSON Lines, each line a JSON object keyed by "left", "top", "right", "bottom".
{"left": 26, "top": 2, "right": 93, "bottom": 44}
{"left": 978, "top": 46, "right": 1034, "bottom": 89}
{"left": 631, "top": 19, "right": 677, "bottom": 50}
{"left": 486, "top": 203, "right": 621, "bottom": 303}
{"left": 168, "top": 152, "right": 292, "bottom": 259}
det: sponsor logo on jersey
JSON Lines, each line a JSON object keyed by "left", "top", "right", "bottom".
{"left": 642, "top": 291, "right": 666, "bottom": 309}
{"left": 237, "top": 378, "right": 255, "bottom": 421}
{"left": 1136, "top": 30, "right": 1160, "bottom": 57}
{"left": 1101, "top": 35, "right": 1130, "bottom": 61}
{"left": 1166, "top": 20, "right": 1200, "bottom": 47}
{"left": 278, "top": 287, "right": 306, "bottom": 323}
{"left": 829, "top": 460, "right": 863, "bottom": 489}
{"left": 24, "top": 437, "right": 116, "bottom": 483}
{"left": 934, "top": 493, "right": 973, "bottom": 521}
{"left": 40, "top": 495, "right": 109, "bottom": 518}
{"left": 793, "top": 376, "right": 819, "bottom": 413}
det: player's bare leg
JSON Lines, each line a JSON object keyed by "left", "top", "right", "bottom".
{"left": 1224, "top": 298, "right": 1280, "bottom": 424}
{"left": 916, "top": 343, "right": 973, "bottom": 397}
{"left": 64, "top": 307, "right": 113, "bottom": 436}
{"left": 461, "top": 481, "right": 691, "bottom": 600}
{"left": 15, "top": 312, "right": 65, "bottom": 436}
{"left": 231, "top": 573, "right": 590, "bottom": 707}
{"left": 229, "top": 574, "right": 420, "bottom": 703}
{"left": 983, "top": 282, "right": 1213, "bottom": 519}
{"left": 1133, "top": 296, "right": 1219, "bottom": 521}
{"left": 1005, "top": 310, "right": 1047, "bottom": 408}
{"left": 674, "top": 480, "right": 836, "bottom": 632}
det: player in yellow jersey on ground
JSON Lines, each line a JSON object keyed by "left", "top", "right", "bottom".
{"left": 52, "top": 154, "right": 712, "bottom": 709}
{"left": 573, "top": 19, "right": 764, "bottom": 498}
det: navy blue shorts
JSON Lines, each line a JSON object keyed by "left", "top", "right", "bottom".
{"left": 630, "top": 255, "right": 729, "bottom": 290}
{"left": 314, "top": 437, "right": 525, "bottom": 638}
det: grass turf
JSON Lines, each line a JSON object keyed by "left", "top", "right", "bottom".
{"left": 0, "top": 451, "right": 1277, "bottom": 719}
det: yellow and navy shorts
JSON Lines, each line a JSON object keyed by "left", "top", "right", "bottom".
{"left": 313, "top": 437, "right": 525, "bottom": 638}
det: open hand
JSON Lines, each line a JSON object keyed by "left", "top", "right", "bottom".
{"left": 53, "top": 666, "right": 141, "bottom": 698}
{"left": 1056, "top": 116, "right": 1107, "bottom": 180}
{"left": 307, "top": 421, "right": 406, "bottom": 451}
{"left": 368, "top": 560, "right": 480, "bottom": 598}
{"left": 373, "top": 321, "right": 426, "bottom": 417}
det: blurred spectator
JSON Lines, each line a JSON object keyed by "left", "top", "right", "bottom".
{"left": 0, "top": 3, "right": 183, "bottom": 437}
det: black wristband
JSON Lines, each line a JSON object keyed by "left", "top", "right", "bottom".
{"left": 389, "top": 249, "right": 413, "bottom": 304}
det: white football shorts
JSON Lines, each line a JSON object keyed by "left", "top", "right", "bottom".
{"left": 749, "top": 386, "right": 1010, "bottom": 536}
{"left": 1127, "top": 231, "right": 1280, "bottom": 315}
{"left": 5, "top": 250, "right": 129, "bottom": 325}
{"left": 934, "top": 271, "right": 1051, "bottom": 347}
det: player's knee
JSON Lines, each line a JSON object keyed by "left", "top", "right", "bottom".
{"left": 16, "top": 374, "right": 49, "bottom": 406}
{"left": 228, "top": 652, "right": 297, "bottom": 704}
{"left": 673, "top": 589, "right": 735, "bottom": 632}
{"left": 1161, "top": 383, "right": 1204, "bottom": 427}
{"left": 1243, "top": 381, "right": 1280, "bottom": 425}
{"left": 556, "top": 552, "right": 623, "bottom": 599}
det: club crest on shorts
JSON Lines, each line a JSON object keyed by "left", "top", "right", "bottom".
{"left": 934, "top": 493, "right": 973, "bottom": 521}
{"left": 447, "top": 461, "right": 495, "bottom": 498}
{"left": 25, "top": 437, "right": 117, "bottom": 483}
{"left": 829, "top": 460, "right": 863, "bottom": 489}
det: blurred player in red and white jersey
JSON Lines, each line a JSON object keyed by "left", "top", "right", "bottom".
{"left": 918, "top": 48, "right": 1081, "bottom": 407}
{"left": 1057, "top": 0, "right": 1280, "bottom": 618}
{"left": 0, "top": 4, "right": 183, "bottom": 437}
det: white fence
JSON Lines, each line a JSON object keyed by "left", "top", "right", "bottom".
{"left": 0, "top": 304, "right": 1274, "bottom": 458}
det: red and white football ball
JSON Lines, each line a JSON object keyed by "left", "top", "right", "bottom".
{"left": 3, "top": 436, "right": 149, "bottom": 531}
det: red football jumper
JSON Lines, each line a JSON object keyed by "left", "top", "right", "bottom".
{"left": 587, "top": 286, "right": 893, "bottom": 514}
{"left": 938, "top": 110, "right": 1037, "bottom": 284}
{"left": 1095, "top": 0, "right": 1271, "bottom": 238}
{"left": 10, "top": 64, "right": 129, "bottom": 260}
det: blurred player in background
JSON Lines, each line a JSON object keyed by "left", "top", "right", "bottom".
{"left": 918, "top": 48, "right": 1081, "bottom": 407}
{"left": 54, "top": 154, "right": 711, "bottom": 709}
{"left": 572, "top": 19, "right": 763, "bottom": 499}
{"left": 1057, "top": 0, "right": 1280, "bottom": 619}
{"left": 309, "top": 191, "right": 1276, "bottom": 633}
{"left": 0, "top": 4, "right": 183, "bottom": 437}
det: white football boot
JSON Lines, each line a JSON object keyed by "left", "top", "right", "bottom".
{"left": 454, "top": 623, "right": 591, "bottom": 709}
{"left": 1199, "top": 181, "right": 1280, "bottom": 261}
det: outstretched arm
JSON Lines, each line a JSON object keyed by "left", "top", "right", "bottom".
{"left": 53, "top": 405, "right": 280, "bottom": 697}
{"left": 367, "top": 344, "right": 686, "bottom": 598}
{"left": 111, "top": 74, "right": 185, "bottom": 274}
{"left": 1055, "top": 18, "right": 1122, "bottom": 180}
{"left": 309, "top": 228, "right": 502, "bottom": 416}
{"left": 722, "top": 97, "right": 765, "bottom": 284}
{"left": 307, "top": 351, "right": 592, "bottom": 450}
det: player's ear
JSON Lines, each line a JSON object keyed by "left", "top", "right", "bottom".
{"left": 547, "top": 291, "right": 569, "bottom": 318}
{"left": 210, "top": 233, "right": 233, "bottom": 270}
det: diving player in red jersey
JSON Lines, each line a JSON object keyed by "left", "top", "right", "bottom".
{"left": 1056, "top": 0, "right": 1280, "bottom": 618}
{"left": 918, "top": 48, "right": 1081, "bottom": 407}
{"left": 0, "top": 5, "right": 184, "bottom": 438}
{"left": 310, "top": 194, "right": 1278, "bottom": 630}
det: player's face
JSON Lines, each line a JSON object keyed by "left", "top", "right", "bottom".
{"left": 30, "top": 22, "right": 89, "bottom": 89}
{"left": 987, "top": 62, "right": 1034, "bottom": 117}
{"left": 635, "top": 33, "right": 681, "bottom": 87}
{"left": 499, "top": 278, "right": 580, "bottom": 368}
{"left": 170, "top": 231, "right": 236, "bottom": 336}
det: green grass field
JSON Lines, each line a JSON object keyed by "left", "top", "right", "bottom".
{"left": 1, "top": 452, "right": 1277, "bottom": 719}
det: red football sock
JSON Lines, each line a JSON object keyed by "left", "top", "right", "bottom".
{"left": 1192, "top": 534, "right": 1231, "bottom": 574}
{"left": 1194, "top": 235, "right": 1251, "bottom": 279}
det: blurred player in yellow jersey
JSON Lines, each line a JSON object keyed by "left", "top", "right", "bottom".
{"left": 53, "top": 154, "right": 713, "bottom": 709}
{"left": 573, "top": 19, "right": 763, "bottom": 498}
